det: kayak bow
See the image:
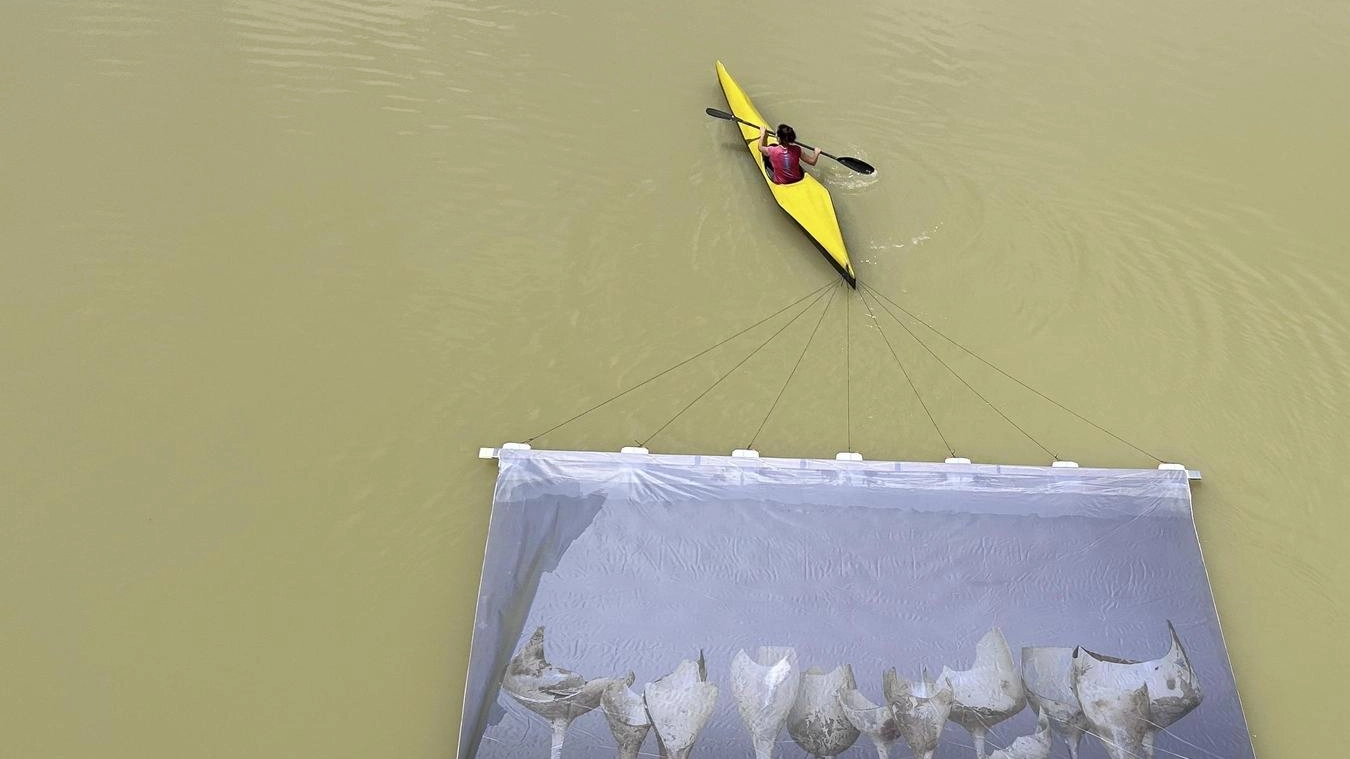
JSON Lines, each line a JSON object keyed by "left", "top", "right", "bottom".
{"left": 715, "top": 61, "right": 857, "bottom": 288}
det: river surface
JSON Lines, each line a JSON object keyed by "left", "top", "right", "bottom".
{"left": 3, "top": 1, "right": 1348, "bottom": 756}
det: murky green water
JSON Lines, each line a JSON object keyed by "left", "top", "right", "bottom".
{"left": 3, "top": 1, "right": 1348, "bottom": 755}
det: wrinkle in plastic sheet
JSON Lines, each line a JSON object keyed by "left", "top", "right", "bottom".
{"left": 458, "top": 450, "right": 1253, "bottom": 759}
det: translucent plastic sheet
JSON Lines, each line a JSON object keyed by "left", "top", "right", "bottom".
{"left": 459, "top": 449, "right": 1253, "bottom": 759}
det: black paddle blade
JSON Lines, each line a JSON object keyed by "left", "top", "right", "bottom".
{"left": 836, "top": 156, "right": 875, "bottom": 175}
{"left": 706, "top": 108, "right": 766, "bottom": 133}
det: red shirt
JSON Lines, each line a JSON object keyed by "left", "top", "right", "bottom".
{"left": 765, "top": 144, "right": 804, "bottom": 184}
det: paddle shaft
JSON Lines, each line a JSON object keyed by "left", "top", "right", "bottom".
{"left": 704, "top": 107, "right": 874, "bottom": 174}
{"left": 736, "top": 116, "right": 831, "bottom": 158}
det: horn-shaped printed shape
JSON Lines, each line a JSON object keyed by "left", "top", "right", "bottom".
{"left": 1071, "top": 622, "right": 1203, "bottom": 759}
{"left": 837, "top": 687, "right": 902, "bottom": 759}
{"left": 989, "top": 710, "right": 1052, "bottom": 759}
{"left": 731, "top": 647, "right": 800, "bottom": 759}
{"left": 501, "top": 627, "right": 620, "bottom": 759}
{"left": 939, "top": 628, "right": 1026, "bottom": 758}
{"left": 644, "top": 658, "right": 718, "bottom": 759}
{"left": 788, "top": 665, "right": 860, "bottom": 758}
{"left": 884, "top": 670, "right": 954, "bottom": 759}
{"left": 602, "top": 672, "right": 651, "bottom": 759}
{"left": 1021, "top": 647, "right": 1089, "bottom": 759}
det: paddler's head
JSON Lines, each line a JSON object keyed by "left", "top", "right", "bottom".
{"left": 776, "top": 124, "right": 796, "bottom": 146}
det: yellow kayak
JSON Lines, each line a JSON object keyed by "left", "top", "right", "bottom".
{"left": 715, "top": 61, "right": 856, "bottom": 287}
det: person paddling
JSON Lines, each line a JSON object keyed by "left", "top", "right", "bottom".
{"left": 759, "top": 124, "right": 821, "bottom": 184}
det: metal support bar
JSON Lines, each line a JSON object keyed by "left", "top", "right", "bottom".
{"left": 475, "top": 445, "right": 1203, "bottom": 481}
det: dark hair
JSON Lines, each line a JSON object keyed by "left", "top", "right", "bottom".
{"left": 777, "top": 124, "right": 796, "bottom": 145}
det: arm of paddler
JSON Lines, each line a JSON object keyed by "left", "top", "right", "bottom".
{"left": 801, "top": 146, "right": 822, "bottom": 166}
{"left": 758, "top": 127, "right": 772, "bottom": 155}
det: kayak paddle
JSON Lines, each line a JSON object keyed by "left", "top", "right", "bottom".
{"left": 705, "top": 107, "right": 875, "bottom": 175}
